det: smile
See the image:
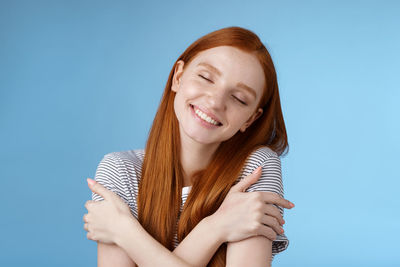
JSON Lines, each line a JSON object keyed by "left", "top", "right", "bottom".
{"left": 190, "top": 105, "right": 222, "bottom": 127}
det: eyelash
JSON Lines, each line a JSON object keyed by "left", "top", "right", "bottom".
{"left": 198, "top": 74, "right": 247, "bottom": 106}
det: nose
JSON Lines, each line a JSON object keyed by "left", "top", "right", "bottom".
{"left": 206, "top": 88, "right": 227, "bottom": 112}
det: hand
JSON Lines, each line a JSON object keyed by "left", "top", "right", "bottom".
{"left": 209, "top": 166, "right": 294, "bottom": 243}
{"left": 83, "top": 178, "right": 137, "bottom": 244}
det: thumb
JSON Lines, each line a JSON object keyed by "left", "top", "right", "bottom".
{"left": 87, "top": 178, "right": 112, "bottom": 200}
{"left": 230, "top": 166, "right": 262, "bottom": 193}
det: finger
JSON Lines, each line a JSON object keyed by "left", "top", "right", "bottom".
{"left": 83, "top": 213, "right": 89, "bottom": 223}
{"left": 230, "top": 166, "right": 262, "bottom": 193}
{"left": 263, "top": 204, "right": 284, "bottom": 225}
{"left": 87, "top": 178, "right": 113, "bottom": 200}
{"left": 87, "top": 231, "right": 95, "bottom": 241}
{"left": 84, "top": 200, "right": 97, "bottom": 210}
{"left": 260, "top": 192, "right": 295, "bottom": 209}
{"left": 84, "top": 223, "right": 88, "bottom": 231}
{"left": 257, "top": 225, "right": 277, "bottom": 241}
{"left": 261, "top": 215, "right": 284, "bottom": 236}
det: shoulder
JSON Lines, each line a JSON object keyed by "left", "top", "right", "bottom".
{"left": 95, "top": 149, "right": 142, "bottom": 176}
{"left": 92, "top": 149, "right": 144, "bottom": 202}
{"left": 98, "top": 149, "right": 145, "bottom": 174}
{"left": 102, "top": 149, "right": 145, "bottom": 164}
{"left": 242, "top": 146, "right": 281, "bottom": 175}
{"left": 238, "top": 146, "right": 283, "bottom": 195}
{"left": 245, "top": 146, "right": 279, "bottom": 166}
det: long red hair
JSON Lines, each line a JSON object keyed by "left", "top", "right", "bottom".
{"left": 138, "top": 26, "right": 288, "bottom": 266}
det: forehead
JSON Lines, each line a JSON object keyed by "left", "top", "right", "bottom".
{"left": 187, "top": 46, "right": 266, "bottom": 95}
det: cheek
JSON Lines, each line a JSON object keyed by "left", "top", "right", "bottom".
{"left": 181, "top": 80, "right": 204, "bottom": 98}
{"left": 173, "top": 94, "right": 183, "bottom": 119}
{"left": 173, "top": 90, "right": 191, "bottom": 121}
{"left": 183, "top": 84, "right": 201, "bottom": 98}
{"left": 227, "top": 109, "right": 252, "bottom": 127}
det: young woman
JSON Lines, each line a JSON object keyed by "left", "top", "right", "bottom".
{"left": 83, "top": 26, "right": 294, "bottom": 267}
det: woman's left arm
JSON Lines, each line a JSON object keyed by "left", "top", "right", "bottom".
{"left": 116, "top": 218, "right": 197, "bottom": 267}
{"left": 226, "top": 237, "right": 272, "bottom": 267}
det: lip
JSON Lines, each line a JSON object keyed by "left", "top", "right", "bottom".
{"left": 190, "top": 104, "right": 222, "bottom": 125}
{"left": 190, "top": 104, "right": 223, "bottom": 128}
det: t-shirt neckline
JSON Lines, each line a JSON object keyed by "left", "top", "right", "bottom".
{"left": 182, "top": 186, "right": 192, "bottom": 195}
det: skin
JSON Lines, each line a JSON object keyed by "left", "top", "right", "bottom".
{"left": 83, "top": 46, "right": 295, "bottom": 266}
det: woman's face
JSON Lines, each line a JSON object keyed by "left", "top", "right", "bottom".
{"left": 171, "top": 45, "right": 265, "bottom": 146}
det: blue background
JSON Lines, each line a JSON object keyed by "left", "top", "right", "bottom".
{"left": 1, "top": 0, "right": 399, "bottom": 266}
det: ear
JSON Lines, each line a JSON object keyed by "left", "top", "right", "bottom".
{"left": 240, "top": 108, "right": 263, "bottom": 132}
{"left": 171, "top": 60, "right": 185, "bottom": 93}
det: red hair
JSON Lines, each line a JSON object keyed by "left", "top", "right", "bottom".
{"left": 138, "top": 26, "right": 288, "bottom": 266}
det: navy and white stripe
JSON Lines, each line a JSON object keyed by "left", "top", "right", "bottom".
{"left": 92, "top": 146, "right": 289, "bottom": 259}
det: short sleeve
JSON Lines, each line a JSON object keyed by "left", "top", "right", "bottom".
{"left": 236, "top": 147, "right": 289, "bottom": 259}
{"left": 92, "top": 154, "right": 119, "bottom": 201}
{"left": 91, "top": 153, "right": 130, "bottom": 204}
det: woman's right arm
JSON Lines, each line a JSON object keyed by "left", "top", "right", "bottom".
{"left": 96, "top": 215, "right": 218, "bottom": 267}
{"left": 97, "top": 243, "right": 137, "bottom": 267}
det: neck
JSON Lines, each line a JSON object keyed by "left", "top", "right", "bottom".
{"left": 179, "top": 131, "right": 220, "bottom": 187}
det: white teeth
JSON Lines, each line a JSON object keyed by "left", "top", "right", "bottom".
{"left": 194, "top": 107, "right": 220, "bottom": 126}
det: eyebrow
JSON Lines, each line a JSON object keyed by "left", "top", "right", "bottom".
{"left": 196, "top": 62, "right": 257, "bottom": 98}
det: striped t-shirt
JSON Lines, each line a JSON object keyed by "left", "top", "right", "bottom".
{"left": 92, "top": 146, "right": 289, "bottom": 259}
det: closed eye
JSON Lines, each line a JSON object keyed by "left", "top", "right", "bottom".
{"left": 198, "top": 74, "right": 213, "bottom": 83}
{"left": 232, "top": 95, "right": 247, "bottom": 106}
{"left": 199, "top": 74, "right": 247, "bottom": 106}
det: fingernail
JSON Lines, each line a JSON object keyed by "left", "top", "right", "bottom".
{"left": 87, "top": 178, "right": 96, "bottom": 186}
{"left": 281, "top": 228, "right": 284, "bottom": 234}
{"left": 282, "top": 219, "right": 285, "bottom": 225}
{"left": 289, "top": 202, "right": 295, "bottom": 208}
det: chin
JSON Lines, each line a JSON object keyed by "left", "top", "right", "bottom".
{"left": 189, "top": 134, "right": 216, "bottom": 145}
